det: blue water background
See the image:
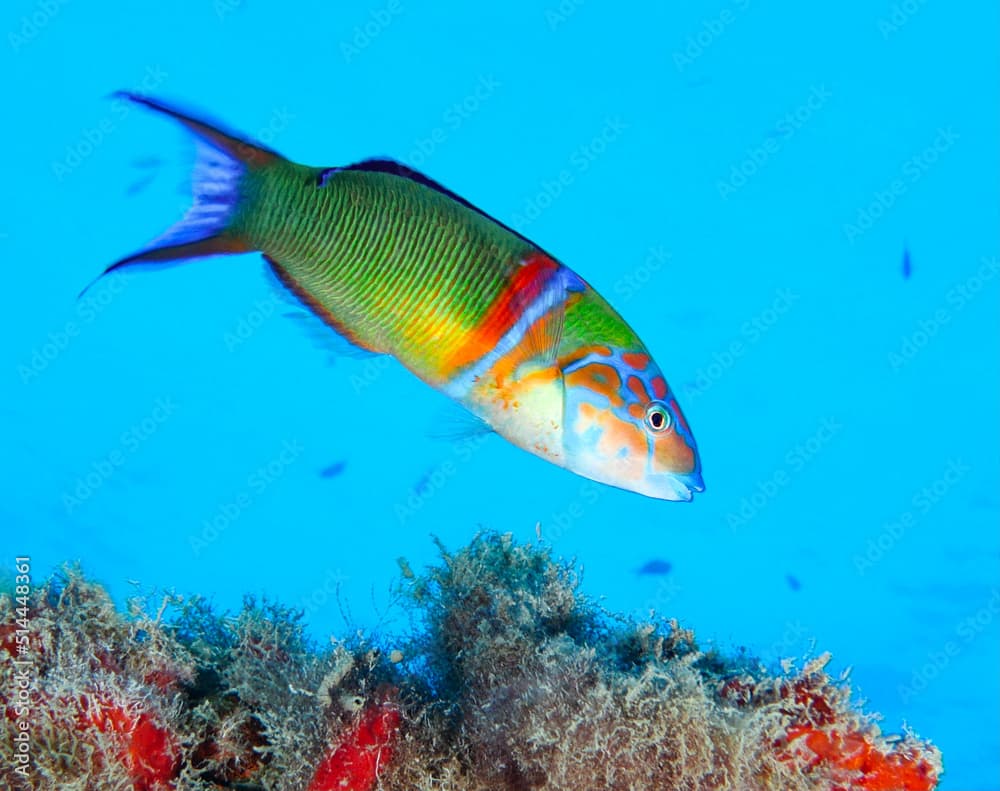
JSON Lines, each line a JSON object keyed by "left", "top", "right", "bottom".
{"left": 2, "top": 2, "right": 997, "bottom": 787}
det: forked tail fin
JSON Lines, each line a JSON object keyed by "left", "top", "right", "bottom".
{"left": 80, "top": 92, "right": 284, "bottom": 296}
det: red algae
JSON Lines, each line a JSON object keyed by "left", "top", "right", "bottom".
{"left": 308, "top": 688, "right": 402, "bottom": 791}
{"left": 781, "top": 725, "right": 939, "bottom": 791}
{"left": 76, "top": 692, "right": 180, "bottom": 791}
{"left": 766, "top": 660, "right": 940, "bottom": 791}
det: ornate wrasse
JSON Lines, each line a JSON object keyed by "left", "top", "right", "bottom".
{"left": 90, "top": 93, "right": 704, "bottom": 501}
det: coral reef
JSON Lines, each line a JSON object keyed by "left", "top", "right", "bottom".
{"left": 1, "top": 533, "right": 941, "bottom": 790}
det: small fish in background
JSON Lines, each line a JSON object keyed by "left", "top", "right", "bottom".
{"left": 319, "top": 460, "right": 347, "bottom": 478}
{"left": 125, "top": 155, "right": 163, "bottom": 196}
{"left": 902, "top": 246, "right": 912, "bottom": 279}
{"left": 970, "top": 491, "right": 1000, "bottom": 511}
{"left": 125, "top": 172, "right": 158, "bottom": 196}
{"left": 412, "top": 467, "right": 435, "bottom": 497}
{"left": 131, "top": 155, "right": 164, "bottom": 169}
{"left": 635, "top": 559, "right": 672, "bottom": 577}
{"left": 785, "top": 574, "right": 802, "bottom": 592}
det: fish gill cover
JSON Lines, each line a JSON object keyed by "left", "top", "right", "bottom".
{"left": 1, "top": 533, "right": 941, "bottom": 790}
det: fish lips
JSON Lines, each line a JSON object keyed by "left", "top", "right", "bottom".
{"left": 663, "top": 469, "right": 705, "bottom": 502}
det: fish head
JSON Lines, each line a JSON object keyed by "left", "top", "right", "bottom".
{"left": 561, "top": 347, "right": 703, "bottom": 501}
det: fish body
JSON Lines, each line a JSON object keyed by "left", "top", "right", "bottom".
{"left": 92, "top": 94, "right": 703, "bottom": 501}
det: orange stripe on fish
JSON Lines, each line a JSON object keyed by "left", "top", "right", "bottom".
{"left": 627, "top": 375, "right": 650, "bottom": 404}
{"left": 557, "top": 344, "right": 614, "bottom": 370}
{"left": 621, "top": 352, "right": 650, "bottom": 370}
{"left": 439, "top": 252, "right": 559, "bottom": 374}
{"left": 564, "top": 363, "right": 624, "bottom": 408}
{"left": 576, "top": 403, "right": 647, "bottom": 481}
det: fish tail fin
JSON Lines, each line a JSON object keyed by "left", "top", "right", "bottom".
{"left": 80, "top": 92, "right": 284, "bottom": 297}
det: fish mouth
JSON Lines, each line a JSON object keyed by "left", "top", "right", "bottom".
{"left": 664, "top": 470, "right": 704, "bottom": 502}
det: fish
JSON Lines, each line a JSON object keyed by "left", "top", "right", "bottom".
{"left": 319, "top": 460, "right": 347, "bottom": 478}
{"left": 786, "top": 574, "right": 802, "bottom": 592}
{"left": 131, "top": 155, "right": 164, "bottom": 169}
{"left": 412, "top": 468, "right": 434, "bottom": 497}
{"left": 125, "top": 172, "right": 158, "bottom": 196}
{"left": 902, "top": 246, "right": 912, "bottom": 279}
{"left": 84, "top": 93, "right": 704, "bottom": 501}
{"left": 635, "top": 559, "right": 672, "bottom": 576}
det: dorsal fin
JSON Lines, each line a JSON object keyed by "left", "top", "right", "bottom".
{"left": 319, "top": 158, "right": 557, "bottom": 257}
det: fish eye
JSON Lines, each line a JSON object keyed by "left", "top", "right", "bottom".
{"left": 645, "top": 402, "right": 672, "bottom": 433}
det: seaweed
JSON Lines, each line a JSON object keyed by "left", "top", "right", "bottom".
{"left": 0, "top": 532, "right": 941, "bottom": 790}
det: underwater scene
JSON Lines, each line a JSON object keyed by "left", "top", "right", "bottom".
{"left": 2, "top": 1, "right": 998, "bottom": 789}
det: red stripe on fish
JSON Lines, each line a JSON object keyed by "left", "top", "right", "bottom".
{"left": 668, "top": 397, "right": 691, "bottom": 437}
{"left": 621, "top": 352, "right": 650, "bottom": 370}
{"left": 441, "top": 252, "right": 560, "bottom": 374}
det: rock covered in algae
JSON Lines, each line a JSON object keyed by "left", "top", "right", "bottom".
{"left": 1, "top": 533, "right": 942, "bottom": 790}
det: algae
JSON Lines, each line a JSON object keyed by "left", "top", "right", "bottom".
{"left": 0, "top": 532, "right": 941, "bottom": 790}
